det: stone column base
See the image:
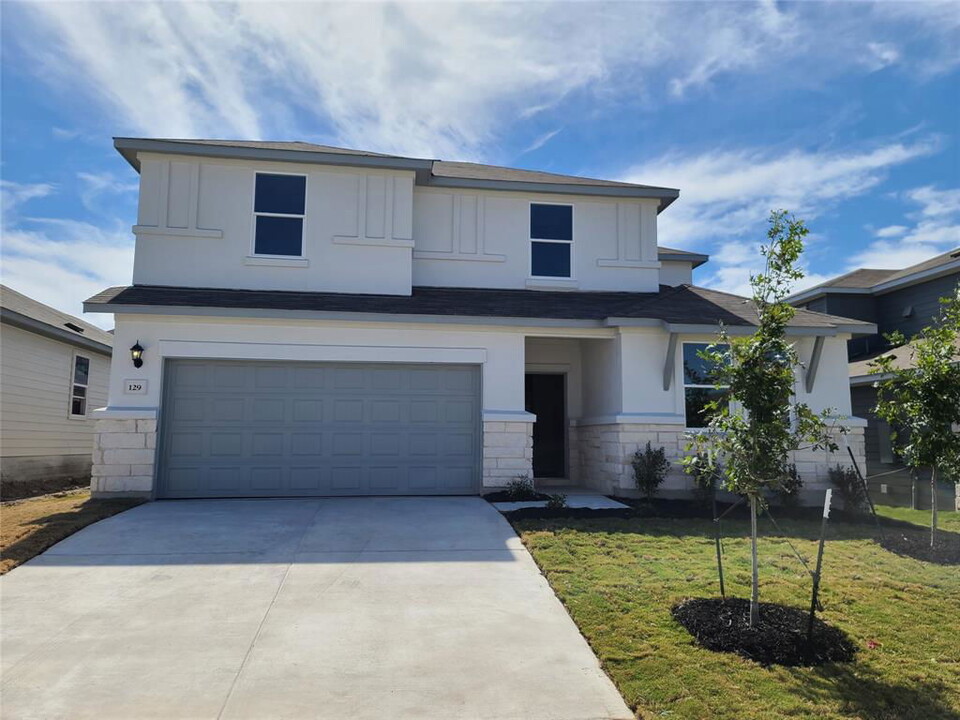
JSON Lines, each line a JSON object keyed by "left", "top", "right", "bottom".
{"left": 482, "top": 420, "right": 533, "bottom": 489}
{"left": 579, "top": 422, "right": 867, "bottom": 503}
{"left": 90, "top": 413, "right": 158, "bottom": 498}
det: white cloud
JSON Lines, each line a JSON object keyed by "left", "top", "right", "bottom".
{"left": 874, "top": 225, "right": 908, "bottom": 238}
{"left": 863, "top": 42, "right": 901, "bottom": 71}
{"left": 625, "top": 139, "right": 937, "bottom": 243}
{"left": 623, "top": 138, "right": 939, "bottom": 295}
{"left": 9, "top": 2, "right": 958, "bottom": 160}
{"left": 522, "top": 128, "right": 563, "bottom": 155}
{"left": 0, "top": 181, "right": 133, "bottom": 328}
{"left": 77, "top": 171, "right": 139, "bottom": 215}
{"left": 1, "top": 180, "right": 56, "bottom": 217}
{"left": 848, "top": 185, "right": 960, "bottom": 268}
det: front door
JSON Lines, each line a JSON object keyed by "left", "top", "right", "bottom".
{"left": 525, "top": 373, "right": 566, "bottom": 478}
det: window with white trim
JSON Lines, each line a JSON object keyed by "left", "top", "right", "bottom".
{"left": 253, "top": 173, "right": 306, "bottom": 256}
{"left": 530, "top": 203, "right": 572, "bottom": 278}
{"left": 70, "top": 354, "right": 90, "bottom": 418}
{"left": 682, "top": 342, "right": 729, "bottom": 429}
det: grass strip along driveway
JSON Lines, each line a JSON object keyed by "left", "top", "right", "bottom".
{"left": 512, "top": 506, "right": 960, "bottom": 720}
{"left": 1, "top": 490, "right": 144, "bottom": 574}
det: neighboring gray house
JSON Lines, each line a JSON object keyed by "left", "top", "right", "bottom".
{"left": 789, "top": 248, "right": 960, "bottom": 509}
{"left": 0, "top": 286, "right": 112, "bottom": 497}
{"left": 83, "top": 137, "right": 873, "bottom": 502}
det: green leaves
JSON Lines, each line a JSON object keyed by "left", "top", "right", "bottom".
{"left": 870, "top": 289, "right": 960, "bottom": 482}
{"left": 682, "top": 210, "right": 839, "bottom": 498}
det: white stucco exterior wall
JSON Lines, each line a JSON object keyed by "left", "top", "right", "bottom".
{"left": 130, "top": 151, "right": 665, "bottom": 297}
{"left": 412, "top": 188, "right": 661, "bottom": 292}
{"left": 133, "top": 153, "right": 416, "bottom": 295}
{"left": 659, "top": 261, "right": 694, "bottom": 287}
{"left": 104, "top": 314, "right": 534, "bottom": 416}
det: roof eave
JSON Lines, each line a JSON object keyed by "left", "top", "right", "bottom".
{"left": 657, "top": 252, "right": 709, "bottom": 268}
{"left": 786, "top": 286, "right": 872, "bottom": 305}
{"left": 113, "top": 138, "right": 436, "bottom": 174}
{"left": 788, "top": 256, "right": 960, "bottom": 305}
{"left": 1, "top": 308, "right": 112, "bottom": 355}
{"left": 422, "top": 174, "right": 680, "bottom": 210}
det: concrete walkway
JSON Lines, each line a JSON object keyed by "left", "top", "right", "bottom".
{"left": 491, "top": 492, "right": 630, "bottom": 512}
{"left": 1, "top": 497, "right": 631, "bottom": 720}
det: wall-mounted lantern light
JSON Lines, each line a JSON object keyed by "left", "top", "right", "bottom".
{"left": 131, "top": 341, "right": 144, "bottom": 369}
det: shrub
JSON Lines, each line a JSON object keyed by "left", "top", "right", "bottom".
{"left": 504, "top": 474, "right": 537, "bottom": 501}
{"left": 632, "top": 442, "right": 670, "bottom": 499}
{"left": 830, "top": 464, "right": 868, "bottom": 514}
{"left": 687, "top": 452, "right": 723, "bottom": 506}
{"left": 773, "top": 464, "right": 803, "bottom": 506}
{"left": 545, "top": 493, "right": 568, "bottom": 509}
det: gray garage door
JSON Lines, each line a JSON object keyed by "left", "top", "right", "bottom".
{"left": 157, "top": 360, "right": 481, "bottom": 498}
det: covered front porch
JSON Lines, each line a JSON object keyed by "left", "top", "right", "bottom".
{"left": 505, "top": 330, "right": 864, "bottom": 502}
{"left": 521, "top": 330, "right": 692, "bottom": 496}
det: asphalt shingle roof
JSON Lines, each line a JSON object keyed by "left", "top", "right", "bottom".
{"left": 1, "top": 285, "right": 113, "bottom": 349}
{"left": 85, "top": 284, "right": 867, "bottom": 331}
{"left": 113, "top": 138, "right": 679, "bottom": 201}
{"left": 795, "top": 247, "right": 960, "bottom": 295}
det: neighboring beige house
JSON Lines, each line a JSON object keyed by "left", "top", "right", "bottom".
{"left": 0, "top": 285, "right": 112, "bottom": 497}
{"left": 84, "top": 137, "right": 873, "bottom": 502}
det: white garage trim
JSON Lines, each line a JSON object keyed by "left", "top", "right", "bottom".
{"left": 157, "top": 339, "right": 488, "bottom": 364}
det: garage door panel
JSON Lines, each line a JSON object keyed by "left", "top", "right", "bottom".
{"left": 290, "top": 433, "right": 322, "bottom": 455}
{"left": 210, "top": 398, "right": 245, "bottom": 422}
{"left": 292, "top": 400, "right": 322, "bottom": 422}
{"left": 251, "top": 467, "right": 283, "bottom": 490}
{"left": 159, "top": 360, "right": 480, "bottom": 498}
{"left": 210, "top": 433, "right": 243, "bottom": 457}
{"left": 211, "top": 364, "right": 246, "bottom": 388}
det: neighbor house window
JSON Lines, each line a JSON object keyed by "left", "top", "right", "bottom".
{"left": 70, "top": 354, "right": 90, "bottom": 418}
{"left": 877, "top": 419, "right": 895, "bottom": 464}
{"left": 253, "top": 173, "right": 306, "bottom": 256}
{"left": 682, "top": 342, "right": 729, "bottom": 429}
{"left": 530, "top": 203, "right": 572, "bottom": 278}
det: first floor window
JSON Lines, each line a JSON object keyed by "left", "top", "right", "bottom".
{"left": 530, "top": 203, "right": 572, "bottom": 278}
{"left": 70, "top": 354, "right": 90, "bottom": 417}
{"left": 683, "top": 342, "right": 729, "bottom": 428}
{"left": 254, "top": 173, "right": 306, "bottom": 256}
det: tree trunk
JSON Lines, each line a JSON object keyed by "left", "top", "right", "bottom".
{"left": 750, "top": 495, "right": 760, "bottom": 627}
{"left": 931, "top": 466, "right": 938, "bottom": 549}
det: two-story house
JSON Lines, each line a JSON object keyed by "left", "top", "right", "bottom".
{"left": 789, "top": 248, "right": 960, "bottom": 509}
{"left": 84, "top": 138, "right": 873, "bottom": 501}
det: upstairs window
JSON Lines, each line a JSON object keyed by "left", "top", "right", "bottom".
{"left": 530, "top": 203, "right": 572, "bottom": 278}
{"left": 682, "top": 342, "right": 729, "bottom": 429}
{"left": 70, "top": 354, "right": 90, "bottom": 418}
{"left": 254, "top": 173, "right": 306, "bottom": 256}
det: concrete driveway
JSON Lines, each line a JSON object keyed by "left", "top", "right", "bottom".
{"left": 1, "top": 497, "right": 631, "bottom": 719}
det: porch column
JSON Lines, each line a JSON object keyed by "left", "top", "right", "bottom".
{"left": 480, "top": 333, "right": 534, "bottom": 489}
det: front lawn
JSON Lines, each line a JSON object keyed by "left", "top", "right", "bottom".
{"left": 1, "top": 489, "right": 144, "bottom": 574}
{"left": 513, "top": 506, "right": 960, "bottom": 720}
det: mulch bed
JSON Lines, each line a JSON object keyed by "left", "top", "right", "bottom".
{"left": 879, "top": 529, "right": 960, "bottom": 565}
{"left": 482, "top": 490, "right": 552, "bottom": 502}
{"left": 672, "top": 597, "right": 858, "bottom": 667}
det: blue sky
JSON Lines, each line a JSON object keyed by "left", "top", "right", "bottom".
{"left": 2, "top": 1, "right": 958, "bottom": 327}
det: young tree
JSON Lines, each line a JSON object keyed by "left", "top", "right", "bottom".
{"left": 870, "top": 290, "right": 960, "bottom": 547}
{"left": 684, "top": 210, "right": 840, "bottom": 626}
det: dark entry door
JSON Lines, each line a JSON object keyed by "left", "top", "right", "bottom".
{"left": 525, "top": 373, "right": 566, "bottom": 478}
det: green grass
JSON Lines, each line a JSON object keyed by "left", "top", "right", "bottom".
{"left": 874, "top": 503, "right": 959, "bottom": 530}
{"left": 513, "top": 506, "right": 960, "bottom": 720}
